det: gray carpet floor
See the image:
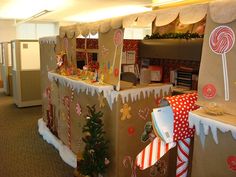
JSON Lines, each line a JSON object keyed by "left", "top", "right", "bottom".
{"left": 0, "top": 91, "right": 74, "bottom": 177}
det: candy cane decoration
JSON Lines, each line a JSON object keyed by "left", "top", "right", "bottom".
{"left": 63, "top": 89, "right": 75, "bottom": 149}
{"left": 123, "top": 156, "right": 137, "bottom": 177}
{"left": 63, "top": 96, "right": 71, "bottom": 149}
{"left": 136, "top": 137, "right": 176, "bottom": 170}
{"left": 136, "top": 93, "right": 198, "bottom": 176}
{"left": 46, "top": 87, "right": 53, "bottom": 129}
{"left": 176, "top": 138, "right": 191, "bottom": 177}
{"left": 209, "top": 26, "right": 235, "bottom": 101}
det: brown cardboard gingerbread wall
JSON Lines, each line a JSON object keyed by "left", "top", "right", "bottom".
{"left": 197, "top": 0, "right": 236, "bottom": 116}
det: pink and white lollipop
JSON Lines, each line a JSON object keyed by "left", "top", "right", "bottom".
{"left": 209, "top": 26, "right": 235, "bottom": 101}
{"left": 110, "top": 29, "right": 123, "bottom": 74}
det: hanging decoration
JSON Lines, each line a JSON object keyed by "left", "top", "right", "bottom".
{"left": 98, "top": 93, "right": 105, "bottom": 108}
{"left": 209, "top": 25, "right": 235, "bottom": 101}
{"left": 120, "top": 103, "right": 132, "bottom": 121}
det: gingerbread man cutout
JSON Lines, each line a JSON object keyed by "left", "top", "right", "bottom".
{"left": 120, "top": 103, "right": 131, "bottom": 120}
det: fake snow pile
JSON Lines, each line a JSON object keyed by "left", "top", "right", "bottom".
{"left": 38, "top": 118, "right": 77, "bottom": 168}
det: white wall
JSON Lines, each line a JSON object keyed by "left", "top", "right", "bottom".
{"left": 16, "top": 22, "right": 59, "bottom": 39}
{"left": 0, "top": 20, "right": 59, "bottom": 42}
{"left": 0, "top": 20, "right": 16, "bottom": 42}
{"left": 124, "top": 28, "right": 151, "bottom": 39}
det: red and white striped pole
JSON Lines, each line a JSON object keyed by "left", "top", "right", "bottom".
{"left": 176, "top": 138, "right": 191, "bottom": 177}
{"left": 63, "top": 96, "right": 72, "bottom": 149}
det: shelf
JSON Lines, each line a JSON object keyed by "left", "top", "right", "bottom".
{"left": 139, "top": 38, "right": 203, "bottom": 61}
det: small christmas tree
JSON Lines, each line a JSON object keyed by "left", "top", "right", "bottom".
{"left": 77, "top": 105, "right": 109, "bottom": 177}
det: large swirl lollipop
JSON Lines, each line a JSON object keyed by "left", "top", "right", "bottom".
{"left": 209, "top": 26, "right": 235, "bottom": 101}
{"left": 110, "top": 29, "right": 123, "bottom": 74}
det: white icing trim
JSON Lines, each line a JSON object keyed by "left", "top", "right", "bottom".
{"left": 38, "top": 118, "right": 77, "bottom": 168}
{"left": 48, "top": 72, "right": 114, "bottom": 108}
{"left": 39, "top": 36, "right": 57, "bottom": 44}
{"left": 110, "top": 84, "right": 172, "bottom": 105}
{"left": 189, "top": 110, "right": 236, "bottom": 145}
{"left": 48, "top": 72, "right": 172, "bottom": 109}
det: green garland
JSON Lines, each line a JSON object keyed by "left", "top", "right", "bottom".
{"left": 144, "top": 32, "right": 204, "bottom": 40}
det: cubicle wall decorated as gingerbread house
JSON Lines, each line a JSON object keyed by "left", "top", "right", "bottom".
{"left": 38, "top": 1, "right": 236, "bottom": 177}
{"left": 39, "top": 32, "right": 173, "bottom": 177}
{"left": 190, "top": 0, "right": 236, "bottom": 177}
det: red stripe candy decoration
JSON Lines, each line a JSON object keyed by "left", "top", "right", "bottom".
{"left": 209, "top": 26, "right": 234, "bottom": 54}
{"left": 63, "top": 96, "right": 72, "bottom": 149}
{"left": 176, "top": 138, "right": 191, "bottom": 177}
{"left": 136, "top": 137, "right": 176, "bottom": 170}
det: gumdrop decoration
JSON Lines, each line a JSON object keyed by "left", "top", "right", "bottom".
{"left": 128, "top": 127, "right": 135, "bottom": 136}
{"left": 227, "top": 156, "right": 236, "bottom": 171}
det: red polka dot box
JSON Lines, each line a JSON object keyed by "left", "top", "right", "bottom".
{"left": 152, "top": 92, "right": 199, "bottom": 142}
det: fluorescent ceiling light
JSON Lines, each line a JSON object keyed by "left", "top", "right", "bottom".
{"left": 152, "top": 0, "right": 184, "bottom": 6}
{"left": 15, "top": 10, "right": 52, "bottom": 25}
{"left": 66, "top": 5, "right": 151, "bottom": 23}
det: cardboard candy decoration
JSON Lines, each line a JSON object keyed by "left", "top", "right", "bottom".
{"left": 63, "top": 96, "right": 72, "bottom": 149}
{"left": 209, "top": 26, "right": 235, "bottom": 101}
{"left": 111, "top": 29, "right": 123, "bottom": 73}
{"left": 136, "top": 136, "right": 176, "bottom": 170}
{"left": 202, "top": 83, "right": 217, "bottom": 99}
{"left": 227, "top": 156, "right": 236, "bottom": 171}
{"left": 136, "top": 93, "right": 199, "bottom": 177}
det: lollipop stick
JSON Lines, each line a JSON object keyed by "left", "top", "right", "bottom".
{"left": 112, "top": 46, "right": 117, "bottom": 72}
{"left": 222, "top": 53, "right": 229, "bottom": 101}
